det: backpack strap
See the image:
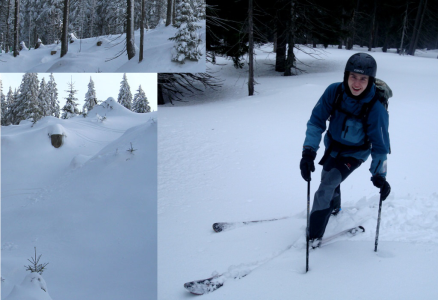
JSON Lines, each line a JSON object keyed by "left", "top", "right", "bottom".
{"left": 328, "top": 83, "right": 344, "bottom": 121}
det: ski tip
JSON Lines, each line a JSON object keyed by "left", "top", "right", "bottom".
{"left": 212, "top": 223, "right": 223, "bottom": 232}
{"left": 359, "top": 226, "right": 365, "bottom": 232}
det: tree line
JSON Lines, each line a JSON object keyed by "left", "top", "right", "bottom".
{"left": 0, "top": 73, "right": 152, "bottom": 126}
{"left": 0, "top": 0, "right": 205, "bottom": 62}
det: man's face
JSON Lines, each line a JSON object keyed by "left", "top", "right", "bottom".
{"left": 347, "top": 72, "right": 369, "bottom": 96}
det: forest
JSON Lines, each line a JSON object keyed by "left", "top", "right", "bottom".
{"left": 158, "top": 0, "right": 438, "bottom": 103}
{"left": 0, "top": 73, "right": 152, "bottom": 126}
{"left": 0, "top": 0, "right": 205, "bottom": 62}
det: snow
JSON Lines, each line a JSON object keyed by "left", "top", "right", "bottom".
{"left": 2, "top": 99, "right": 157, "bottom": 299}
{"left": 0, "top": 21, "right": 205, "bottom": 73}
{"left": 158, "top": 45, "right": 438, "bottom": 299}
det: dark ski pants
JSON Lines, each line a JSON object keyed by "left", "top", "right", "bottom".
{"left": 308, "top": 155, "right": 362, "bottom": 240}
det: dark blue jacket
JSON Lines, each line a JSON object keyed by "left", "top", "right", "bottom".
{"left": 303, "top": 82, "right": 390, "bottom": 177}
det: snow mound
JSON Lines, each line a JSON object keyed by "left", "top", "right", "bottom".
{"left": 47, "top": 124, "right": 66, "bottom": 136}
{"left": 4, "top": 273, "right": 53, "bottom": 300}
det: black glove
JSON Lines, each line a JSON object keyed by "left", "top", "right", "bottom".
{"left": 371, "top": 175, "right": 391, "bottom": 201}
{"left": 300, "top": 148, "right": 316, "bottom": 181}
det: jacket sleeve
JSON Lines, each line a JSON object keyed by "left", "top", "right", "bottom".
{"left": 303, "top": 83, "right": 338, "bottom": 152}
{"left": 366, "top": 101, "right": 390, "bottom": 177}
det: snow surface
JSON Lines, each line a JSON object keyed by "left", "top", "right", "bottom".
{"left": 158, "top": 45, "right": 438, "bottom": 299}
{"left": 2, "top": 99, "right": 157, "bottom": 300}
{"left": 0, "top": 21, "right": 205, "bottom": 73}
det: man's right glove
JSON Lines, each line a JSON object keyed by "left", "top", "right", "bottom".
{"left": 371, "top": 175, "right": 391, "bottom": 201}
{"left": 300, "top": 148, "right": 316, "bottom": 181}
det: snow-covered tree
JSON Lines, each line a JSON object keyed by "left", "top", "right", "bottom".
{"left": 117, "top": 73, "right": 132, "bottom": 110}
{"left": 47, "top": 73, "right": 60, "bottom": 118}
{"left": 14, "top": 73, "right": 41, "bottom": 124}
{"left": 1, "top": 82, "right": 7, "bottom": 125}
{"left": 169, "top": 0, "right": 202, "bottom": 63}
{"left": 4, "top": 87, "right": 14, "bottom": 125}
{"left": 132, "top": 85, "right": 151, "bottom": 113}
{"left": 83, "top": 76, "right": 98, "bottom": 114}
{"left": 61, "top": 78, "right": 79, "bottom": 119}
{"left": 37, "top": 77, "right": 51, "bottom": 118}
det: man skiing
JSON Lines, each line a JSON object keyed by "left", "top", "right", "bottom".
{"left": 300, "top": 53, "right": 391, "bottom": 248}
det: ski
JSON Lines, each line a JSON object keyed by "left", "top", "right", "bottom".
{"left": 212, "top": 216, "right": 289, "bottom": 232}
{"left": 318, "top": 226, "right": 365, "bottom": 247}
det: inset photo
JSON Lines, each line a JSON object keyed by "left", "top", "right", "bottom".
{"left": 0, "top": 0, "right": 205, "bottom": 73}
{"left": 1, "top": 73, "right": 157, "bottom": 300}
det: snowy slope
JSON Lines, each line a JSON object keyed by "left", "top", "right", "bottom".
{"left": 158, "top": 46, "right": 438, "bottom": 299}
{"left": 1, "top": 99, "right": 157, "bottom": 300}
{"left": 0, "top": 21, "right": 205, "bottom": 73}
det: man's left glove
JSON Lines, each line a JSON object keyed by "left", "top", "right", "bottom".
{"left": 300, "top": 148, "right": 316, "bottom": 181}
{"left": 371, "top": 175, "right": 391, "bottom": 201}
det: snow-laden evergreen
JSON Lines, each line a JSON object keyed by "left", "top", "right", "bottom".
{"left": 1, "top": 83, "right": 7, "bottom": 126}
{"left": 132, "top": 85, "right": 151, "bottom": 113}
{"left": 13, "top": 73, "right": 40, "bottom": 124}
{"left": 61, "top": 80, "right": 80, "bottom": 119}
{"left": 47, "top": 74, "right": 60, "bottom": 118}
{"left": 169, "top": 0, "right": 203, "bottom": 64}
{"left": 4, "top": 87, "right": 14, "bottom": 125}
{"left": 117, "top": 73, "right": 132, "bottom": 111}
{"left": 83, "top": 77, "right": 98, "bottom": 114}
{"left": 38, "top": 78, "right": 51, "bottom": 119}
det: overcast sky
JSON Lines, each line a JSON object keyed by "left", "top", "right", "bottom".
{"left": 1, "top": 73, "right": 157, "bottom": 112}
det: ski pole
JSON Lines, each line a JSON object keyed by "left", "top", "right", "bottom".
{"left": 306, "top": 180, "right": 310, "bottom": 272}
{"left": 374, "top": 194, "right": 383, "bottom": 252}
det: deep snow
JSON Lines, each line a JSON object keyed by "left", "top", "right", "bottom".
{"left": 0, "top": 21, "right": 205, "bottom": 73}
{"left": 158, "top": 45, "right": 438, "bottom": 299}
{"left": 1, "top": 98, "right": 157, "bottom": 300}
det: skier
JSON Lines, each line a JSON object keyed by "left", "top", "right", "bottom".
{"left": 299, "top": 53, "right": 391, "bottom": 247}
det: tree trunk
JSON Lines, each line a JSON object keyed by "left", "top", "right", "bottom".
{"left": 408, "top": 0, "right": 425, "bottom": 55}
{"left": 90, "top": 0, "right": 95, "bottom": 37}
{"left": 13, "top": 0, "right": 20, "bottom": 57}
{"left": 399, "top": 0, "right": 409, "bottom": 54}
{"left": 248, "top": 0, "right": 254, "bottom": 96}
{"left": 5, "top": 0, "right": 10, "bottom": 53}
{"left": 368, "top": 0, "right": 377, "bottom": 51}
{"left": 139, "top": 0, "right": 145, "bottom": 62}
{"left": 339, "top": 7, "right": 345, "bottom": 49}
{"left": 275, "top": 0, "right": 287, "bottom": 72}
{"left": 158, "top": 83, "right": 165, "bottom": 105}
{"left": 346, "top": 0, "right": 360, "bottom": 50}
{"left": 411, "top": 0, "right": 428, "bottom": 55}
{"left": 284, "top": 0, "right": 295, "bottom": 76}
{"left": 173, "top": 0, "right": 176, "bottom": 25}
{"left": 126, "top": 0, "right": 135, "bottom": 60}
{"left": 166, "top": 0, "right": 172, "bottom": 26}
{"left": 60, "top": 0, "right": 69, "bottom": 57}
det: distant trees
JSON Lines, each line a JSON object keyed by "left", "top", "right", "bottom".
{"left": 61, "top": 78, "right": 80, "bottom": 119}
{"left": 132, "top": 85, "right": 151, "bottom": 113}
{"left": 0, "top": 0, "right": 206, "bottom": 59}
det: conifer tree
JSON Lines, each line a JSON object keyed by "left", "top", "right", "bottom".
{"left": 47, "top": 73, "right": 60, "bottom": 118}
{"left": 83, "top": 76, "right": 98, "bottom": 114}
{"left": 132, "top": 85, "right": 151, "bottom": 113}
{"left": 169, "top": 0, "right": 202, "bottom": 63}
{"left": 61, "top": 78, "right": 79, "bottom": 119}
{"left": 117, "top": 73, "right": 132, "bottom": 110}
{"left": 15, "top": 73, "right": 40, "bottom": 124}
{"left": 1, "top": 83, "right": 7, "bottom": 126}
{"left": 37, "top": 77, "right": 50, "bottom": 117}
{"left": 4, "top": 87, "right": 14, "bottom": 125}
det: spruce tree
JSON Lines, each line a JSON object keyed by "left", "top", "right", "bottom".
{"left": 1, "top": 83, "right": 7, "bottom": 126}
{"left": 61, "top": 78, "right": 79, "bottom": 119}
{"left": 38, "top": 78, "right": 50, "bottom": 117}
{"left": 83, "top": 76, "right": 98, "bottom": 114}
{"left": 169, "top": 0, "right": 202, "bottom": 63}
{"left": 15, "top": 73, "right": 41, "bottom": 124}
{"left": 117, "top": 73, "right": 132, "bottom": 110}
{"left": 132, "top": 85, "right": 151, "bottom": 113}
{"left": 47, "top": 73, "right": 60, "bottom": 118}
{"left": 4, "top": 87, "right": 14, "bottom": 125}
